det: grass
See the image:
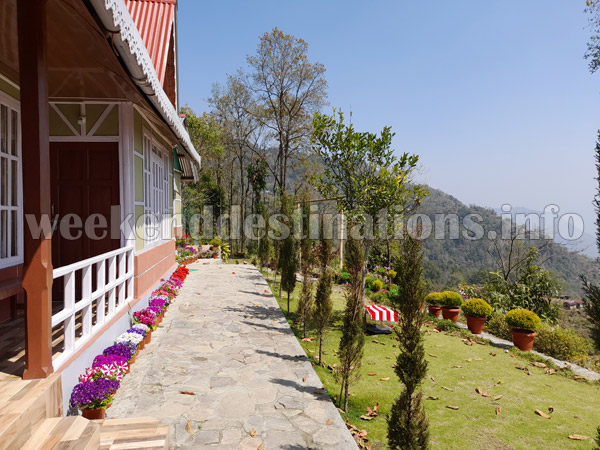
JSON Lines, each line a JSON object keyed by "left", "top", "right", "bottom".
{"left": 262, "top": 270, "right": 600, "bottom": 450}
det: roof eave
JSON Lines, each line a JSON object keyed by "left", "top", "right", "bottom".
{"left": 88, "top": 0, "right": 201, "bottom": 169}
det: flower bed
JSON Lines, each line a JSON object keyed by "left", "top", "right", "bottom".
{"left": 69, "top": 263, "right": 191, "bottom": 417}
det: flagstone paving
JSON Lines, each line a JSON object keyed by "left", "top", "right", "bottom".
{"left": 108, "top": 260, "right": 359, "bottom": 450}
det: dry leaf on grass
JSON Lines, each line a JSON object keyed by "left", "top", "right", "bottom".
{"left": 380, "top": 377, "right": 390, "bottom": 381}
{"left": 493, "top": 395, "right": 503, "bottom": 401}
{"left": 428, "top": 353, "right": 438, "bottom": 358}
{"left": 445, "top": 405, "right": 459, "bottom": 410}
{"left": 426, "top": 396, "right": 439, "bottom": 400}
{"left": 496, "top": 407, "right": 501, "bottom": 415}
{"left": 185, "top": 421, "right": 194, "bottom": 435}
{"left": 568, "top": 435, "right": 588, "bottom": 440}
{"left": 442, "top": 386, "right": 454, "bottom": 391}
{"left": 535, "top": 409, "right": 551, "bottom": 419}
{"left": 360, "top": 415, "right": 374, "bottom": 421}
{"left": 476, "top": 387, "right": 490, "bottom": 397}
{"left": 301, "top": 337, "right": 314, "bottom": 342}
{"left": 367, "top": 372, "right": 378, "bottom": 376}
{"left": 431, "top": 376, "right": 436, "bottom": 382}
{"left": 531, "top": 362, "right": 547, "bottom": 369}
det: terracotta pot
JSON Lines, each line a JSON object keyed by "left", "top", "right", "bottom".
{"left": 212, "top": 254, "right": 218, "bottom": 259}
{"left": 428, "top": 305, "right": 442, "bottom": 317}
{"left": 139, "top": 339, "right": 145, "bottom": 350}
{"left": 146, "top": 331, "right": 152, "bottom": 345}
{"left": 82, "top": 408, "right": 105, "bottom": 420}
{"left": 510, "top": 329, "right": 537, "bottom": 352}
{"left": 129, "top": 354, "right": 136, "bottom": 365}
{"left": 465, "top": 315, "right": 487, "bottom": 334}
{"left": 441, "top": 307, "right": 460, "bottom": 323}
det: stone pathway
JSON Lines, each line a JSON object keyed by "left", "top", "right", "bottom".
{"left": 108, "top": 260, "right": 358, "bottom": 450}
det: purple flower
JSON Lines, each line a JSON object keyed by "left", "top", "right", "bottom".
{"left": 103, "top": 343, "right": 136, "bottom": 360}
{"left": 93, "top": 354, "right": 128, "bottom": 368}
{"left": 147, "top": 305, "right": 162, "bottom": 315}
{"left": 126, "top": 327, "right": 146, "bottom": 337}
{"left": 70, "top": 378, "right": 120, "bottom": 409}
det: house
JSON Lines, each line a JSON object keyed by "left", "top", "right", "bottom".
{"left": 0, "top": 0, "right": 199, "bottom": 428}
{"left": 563, "top": 299, "right": 585, "bottom": 310}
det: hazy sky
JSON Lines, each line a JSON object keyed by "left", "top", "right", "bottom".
{"left": 178, "top": 0, "right": 600, "bottom": 232}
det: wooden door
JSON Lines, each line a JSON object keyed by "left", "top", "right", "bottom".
{"left": 50, "top": 142, "right": 120, "bottom": 269}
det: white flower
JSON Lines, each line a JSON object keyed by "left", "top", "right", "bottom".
{"left": 132, "top": 323, "right": 149, "bottom": 332}
{"left": 114, "top": 332, "right": 143, "bottom": 346}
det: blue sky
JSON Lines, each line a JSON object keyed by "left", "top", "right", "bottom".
{"left": 178, "top": 0, "right": 600, "bottom": 232}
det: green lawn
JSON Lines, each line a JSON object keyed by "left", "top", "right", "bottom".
{"left": 262, "top": 270, "right": 600, "bottom": 450}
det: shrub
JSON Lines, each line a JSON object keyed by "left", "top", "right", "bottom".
{"left": 337, "top": 271, "right": 351, "bottom": 284}
{"left": 372, "top": 279, "right": 384, "bottom": 292}
{"left": 387, "top": 270, "right": 397, "bottom": 281}
{"left": 505, "top": 309, "right": 541, "bottom": 331}
{"left": 534, "top": 324, "right": 593, "bottom": 360}
{"left": 435, "top": 319, "right": 459, "bottom": 331}
{"left": 425, "top": 292, "right": 443, "bottom": 306}
{"left": 209, "top": 238, "right": 222, "bottom": 247}
{"left": 485, "top": 312, "right": 512, "bottom": 340}
{"left": 441, "top": 291, "right": 463, "bottom": 308}
{"left": 462, "top": 298, "right": 492, "bottom": 318}
{"left": 370, "top": 291, "right": 389, "bottom": 305}
{"left": 365, "top": 275, "right": 375, "bottom": 290}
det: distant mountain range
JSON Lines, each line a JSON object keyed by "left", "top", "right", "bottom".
{"left": 415, "top": 187, "right": 600, "bottom": 296}
{"left": 492, "top": 206, "right": 598, "bottom": 259}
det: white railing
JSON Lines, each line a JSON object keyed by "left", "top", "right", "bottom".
{"left": 51, "top": 245, "right": 135, "bottom": 370}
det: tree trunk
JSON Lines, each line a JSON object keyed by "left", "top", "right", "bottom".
{"left": 318, "top": 333, "right": 323, "bottom": 364}
{"left": 287, "top": 291, "right": 290, "bottom": 314}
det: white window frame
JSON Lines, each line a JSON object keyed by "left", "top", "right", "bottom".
{"left": 0, "top": 92, "right": 22, "bottom": 269}
{"left": 142, "top": 129, "right": 172, "bottom": 248}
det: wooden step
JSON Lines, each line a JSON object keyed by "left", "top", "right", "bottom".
{"left": 96, "top": 417, "right": 169, "bottom": 450}
{"left": 0, "top": 372, "right": 62, "bottom": 450}
{"left": 20, "top": 416, "right": 99, "bottom": 450}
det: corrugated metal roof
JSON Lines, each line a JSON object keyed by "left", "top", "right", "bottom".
{"left": 124, "top": 0, "right": 175, "bottom": 86}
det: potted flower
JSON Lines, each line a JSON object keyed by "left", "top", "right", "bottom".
{"left": 114, "top": 332, "right": 144, "bottom": 355}
{"left": 103, "top": 342, "right": 136, "bottom": 365}
{"left": 133, "top": 309, "right": 157, "bottom": 331}
{"left": 462, "top": 298, "right": 492, "bottom": 334}
{"left": 92, "top": 354, "right": 128, "bottom": 375}
{"left": 126, "top": 327, "right": 146, "bottom": 349}
{"left": 425, "top": 292, "right": 443, "bottom": 317}
{"left": 505, "top": 309, "right": 541, "bottom": 352}
{"left": 132, "top": 324, "right": 151, "bottom": 345}
{"left": 70, "top": 378, "right": 120, "bottom": 420}
{"left": 440, "top": 291, "right": 463, "bottom": 323}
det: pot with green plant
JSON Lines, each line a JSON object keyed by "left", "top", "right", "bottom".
{"left": 506, "top": 309, "right": 541, "bottom": 351}
{"left": 425, "top": 292, "right": 443, "bottom": 317}
{"left": 440, "top": 291, "right": 463, "bottom": 322}
{"left": 462, "top": 298, "right": 492, "bottom": 334}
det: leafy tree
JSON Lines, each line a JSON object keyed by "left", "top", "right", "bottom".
{"left": 485, "top": 246, "right": 561, "bottom": 322}
{"left": 313, "top": 224, "right": 333, "bottom": 364}
{"left": 581, "top": 132, "right": 600, "bottom": 349}
{"left": 585, "top": 1, "right": 600, "bottom": 74}
{"left": 387, "top": 228, "right": 429, "bottom": 450}
{"left": 297, "top": 194, "right": 314, "bottom": 337}
{"left": 279, "top": 195, "right": 298, "bottom": 312}
{"left": 336, "top": 237, "right": 366, "bottom": 412}
{"left": 311, "top": 110, "right": 426, "bottom": 410}
{"left": 246, "top": 28, "right": 327, "bottom": 195}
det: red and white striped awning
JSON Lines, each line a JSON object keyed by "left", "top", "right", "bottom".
{"left": 364, "top": 304, "right": 398, "bottom": 323}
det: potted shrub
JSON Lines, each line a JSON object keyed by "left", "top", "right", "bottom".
{"left": 505, "top": 309, "right": 541, "bottom": 351}
{"left": 440, "top": 291, "right": 463, "bottom": 323}
{"left": 462, "top": 298, "right": 492, "bottom": 334}
{"left": 70, "top": 378, "right": 120, "bottom": 420}
{"left": 425, "top": 292, "right": 443, "bottom": 317}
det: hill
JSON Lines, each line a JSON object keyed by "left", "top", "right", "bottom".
{"left": 416, "top": 187, "right": 600, "bottom": 296}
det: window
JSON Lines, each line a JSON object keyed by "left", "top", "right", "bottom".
{"left": 142, "top": 131, "right": 172, "bottom": 246}
{"left": 0, "top": 94, "right": 22, "bottom": 268}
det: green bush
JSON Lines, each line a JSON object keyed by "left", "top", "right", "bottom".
{"left": 425, "top": 292, "right": 443, "bottom": 306}
{"left": 372, "top": 279, "right": 384, "bottom": 292}
{"left": 462, "top": 298, "right": 492, "bottom": 318}
{"left": 387, "top": 269, "right": 397, "bottom": 280}
{"left": 534, "top": 324, "right": 593, "bottom": 360}
{"left": 505, "top": 309, "right": 541, "bottom": 331}
{"left": 365, "top": 275, "right": 375, "bottom": 289}
{"left": 209, "top": 238, "right": 222, "bottom": 247}
{"left": 434, "top": 318, "right": 459, "bottom": 331}
{"left": 337, "top": 271, "right": 351, "bottom": 284}
{"left": 370, "top": 291, "right": 389, "bottom": 305}
{"left": 485, "top": 312, "right": 512, "bottom": 340}
{"left": 441, "top": 291, "right": 463, "bottom": 308}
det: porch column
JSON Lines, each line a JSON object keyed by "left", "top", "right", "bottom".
{"left": 18, "top": 0, "right": 54, "bottom": 379}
